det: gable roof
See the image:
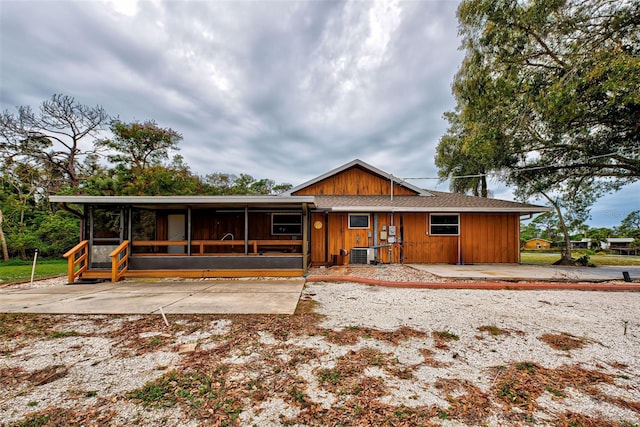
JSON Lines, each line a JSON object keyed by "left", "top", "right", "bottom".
{"left": 283, "top": 159, "right": 432, "bottom": 197}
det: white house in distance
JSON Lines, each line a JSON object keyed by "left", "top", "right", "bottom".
{"left": 602, "top": 238, "right": 637, "bottom": 255}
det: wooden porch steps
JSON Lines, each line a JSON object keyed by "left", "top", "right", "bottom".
{"left": 78, "top": 268, "right": 305, "bottom": 282}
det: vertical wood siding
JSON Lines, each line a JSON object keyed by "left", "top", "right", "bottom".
{"left": 293, "top": 167, "right": 416, "bottom": 196}
{"left": 459, "top": 213, "right": 520, "bottom": 263}
{"left": 401, "top": 213, "right": 458, "bottom": 263}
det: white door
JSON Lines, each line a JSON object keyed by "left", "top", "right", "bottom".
{"left": 167, "top": 214, "right": 186, "bottom": 254}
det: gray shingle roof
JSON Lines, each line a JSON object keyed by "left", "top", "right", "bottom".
{"left": 314, "top": 191, "right": 550, "bottom": 213}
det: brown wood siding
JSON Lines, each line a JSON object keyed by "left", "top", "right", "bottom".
{"left": 293, "top": 166, "right": 417, "bottom": 196}
{"left": 401, "top": 213, "right": 458, "bottom": 263}
{"left": 459, "top": 213, "right": 519, "bottom": 263}
{"left": 324, "top": 213, "right": 377, "bottom": 261}
{"left": 312, "top": 212, "right": 520, "bottom": 265}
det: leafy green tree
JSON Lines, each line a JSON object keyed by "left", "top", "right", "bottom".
{"left": 202, "top": 173, "right": 292, "bottom": 195}
{"left": 435, "top": 113, "right": 489, "bottom": 197}
{"left": 99, "top": 120, "right": 181, "bottom": 171}
{"left": 115, "top": 155, "right": 202, "bottom": 196}
{"left": 33, "top": 211, "right": 80, "bottom": 257}
{"left": 616, "top": 210, "right": 640, "bottom": 242}
{"left": 203, "top": 173, "right": 236, "bottom": 195}
{"left": 439, "top": 0, "right": 640, "bottom": 264}
{"left": 529, "top": 212, "right": 561, "bottom": 242}
{"left": 585, "top": 227, "right": 613, "bottom": 250}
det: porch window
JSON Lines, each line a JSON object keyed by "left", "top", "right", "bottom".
{"left": 92, "top": 208, "right": 122, "bottom": 243}
{"left": 272, "top": 213, "right": 302, "bottom": 235}
{"left": 430, "top": 214, "right": 459, "bottom": 235}
{"left": 348, "top": 214, "right": 370, "bottom": 229}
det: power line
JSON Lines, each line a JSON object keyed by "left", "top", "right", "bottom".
{"left": 402, "top": 153, "right": 619, "bottom": 181}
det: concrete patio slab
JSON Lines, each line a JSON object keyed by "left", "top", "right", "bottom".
{"left": 409, "top": 264, "right": 639, "bottom": 282}
{"left": 160, "top": 292, "right": 301, "bottom": 314}
{"left": 0, "top": 279, "right": 305, "bottom": 314}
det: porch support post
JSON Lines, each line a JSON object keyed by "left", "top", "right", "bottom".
{"left": 244, "top": 206, "right": 249, "bottom": 255}
{"left": 302, "top": 202, "right": 309, "bottom": 273}
{"left": 127, "top": 207, "right": 133, "bottom": 253}
{"left": 119, "top": 208, "right": 125, "bottom": 242}
{"left": 88, "top": 206, "right": 94, "bottom": 266}
{"left": 187, "top": 207, "right": 192, "bottom": 256}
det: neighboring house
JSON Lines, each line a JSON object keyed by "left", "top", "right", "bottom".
{"left": 555, "top": 239, "right": 593, "bottom": 250}
{"left": 603, "top": 238, "right": 637, "bottom": 255}
{"left": 523, "top": 238, "right": 552, "bottom": 250}
{"left": 572, "top": 239, "right": 592, "bottom": 249}
{"left": 50, "top": 159, "right": 550, "bottom": 283}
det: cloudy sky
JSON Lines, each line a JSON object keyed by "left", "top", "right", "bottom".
{"left": 1, "top": 0, "right": 636, "bottom": 227}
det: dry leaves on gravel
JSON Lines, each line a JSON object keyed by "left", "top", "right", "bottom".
{"left": 2, "top": 300, "right": 639, "bottom": 427}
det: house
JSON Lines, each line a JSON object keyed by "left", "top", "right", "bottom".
{"left": 571, "top": 239, "right": 592, "bottom": 250}
{"left": 523, "top": 238, "right": 552, "bottom": 250}
{"left": 603, "top": 238, "right": 637, "bottom": 255}
{"left": 50, "top": 159, "right": 550, "bottom": 283}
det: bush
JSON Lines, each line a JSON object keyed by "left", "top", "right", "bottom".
{"left": 34, "top": 212, "right": 80, "bottom": 258}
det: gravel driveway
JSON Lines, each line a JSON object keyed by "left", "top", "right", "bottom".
{"left": 1, "top": 272, "right": 639, "bottom": 426}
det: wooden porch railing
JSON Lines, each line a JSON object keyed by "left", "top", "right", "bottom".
{"left": 131, "top": 239, "right": 303, "bottom": 255}
{"left": 63, "top": 240, "right": 89, "bottom": 284}
{"left": 109, "top": 241, "right": 130, "bottom": 282}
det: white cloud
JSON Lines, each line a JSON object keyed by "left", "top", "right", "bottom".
{"left": 2, "top": 0, "right": 632, "bottom": 226}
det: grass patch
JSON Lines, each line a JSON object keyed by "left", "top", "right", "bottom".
{"left": 433, "top": 330, "right": 459, "bottom": 349}
{"left": 477, "top": 325, "right": 510, "bottom": 336}
{"left": 48, "top": 331, "right": 80, "bottom": 339}
{"left": 0, "top": 259, "right": 67, "bottom": 284}
{"left": 521, "top": 251, "right": 640, "bottom": 266}
{"left": 0, "top": 314, "right": 64, "bottom": 341}
{"left": 127, "top": 367, "right": 242, "bottom": 424}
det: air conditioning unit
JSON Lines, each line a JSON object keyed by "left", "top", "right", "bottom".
{"left": 350, "top": 247, "right": 375, "bottom": 264}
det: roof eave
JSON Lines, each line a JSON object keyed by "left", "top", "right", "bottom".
{"left": 49, "top": 195, "right": 316, "bottom": 206}
{"left": 328, "top": 206, "right": 553, "bottom": 213}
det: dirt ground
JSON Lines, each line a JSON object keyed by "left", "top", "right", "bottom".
{"left": 1, "top": 270, "right": 639, "bottom": 426}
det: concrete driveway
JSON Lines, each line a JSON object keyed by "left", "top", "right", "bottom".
{"left": 410, "top": 263, "right": 639, "bottom": 282}
{"left": 0, "top": 279, "right": 305, "bottom": 315}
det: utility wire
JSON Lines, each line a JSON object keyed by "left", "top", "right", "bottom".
{"left": 402, "top": 153, "right": 619, "bottom": 181}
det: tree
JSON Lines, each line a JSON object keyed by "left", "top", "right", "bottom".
{"left": 435, "top": 112, "right": 490, "bottom": 197}
{"left": 0, "top": 94, "right": 109, "bottom": 193}
{"left": 616, "top": 210, "right": 640, "bottom": 241}
{"left": 99, "top": 120, "right": 181, "bottom": 171}
{"left": 203, "top": 173, "right": 292, "bottom": 195}
{"left": 438, "top": 0, "right": 640, "bottom": 264}
{"left": 116, "top": 162, "right": 201, "bottom": 196}
{"left": 585, "top": 227, "right": 613, "bottom": 250}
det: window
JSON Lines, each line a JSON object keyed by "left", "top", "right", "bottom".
{"left": 272, "top": 213, "right": 302, "bottom": 235}
{"left": 91, "top": 207, "right": 122, "bottom": 243}
{"left": 430, "top": 214, "right": 459, "bottom": 235}
{"left": 348, "top": 214, "right": 370, "bottom": 229}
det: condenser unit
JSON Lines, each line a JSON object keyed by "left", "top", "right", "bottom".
{"left": 350, "top": 247, "right": 375, "bottom": 264}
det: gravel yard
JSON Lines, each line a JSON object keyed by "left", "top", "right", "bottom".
{"left": 1, "top": 266, "right": 639, "bottom": 426}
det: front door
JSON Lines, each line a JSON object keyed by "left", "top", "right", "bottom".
{"left": 310, "top": 212, "right": 327, "bottom": 265}
{"left": 167, "top": 214, "right": 186, "bottom": 254}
